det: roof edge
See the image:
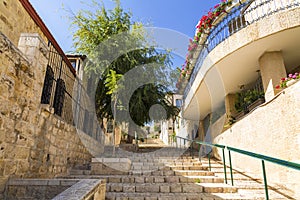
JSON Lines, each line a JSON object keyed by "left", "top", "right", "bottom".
{"left": 19, "top": 0, "right": 76, "bottom": 76}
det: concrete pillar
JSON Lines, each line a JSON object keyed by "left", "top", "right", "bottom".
{"left": 199, "top": 120, "right": 205, "bottom": 141}
{"left": 222, "top": 94, "right": 237, "bottom": 131}
{"left": 225, "top": 94, "right": 237, "bottom": 117}
{"left": 259, "top": 51, "right": 286, "bottom": 101}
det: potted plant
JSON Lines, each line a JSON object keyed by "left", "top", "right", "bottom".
{"left": 276, "top": 72, "right": 300, "bottom": 89}
{"left": 234, "top": 89, "right": 265, "bottom": 116}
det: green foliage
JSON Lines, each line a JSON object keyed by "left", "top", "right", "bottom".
{"left": 224, "top": 115, "right": 236, "bottom": 128}
{"left": 171, "top": 131, "right": 176, "bottom": 141}
{"left": 105, "top": 69, "right": 123, "bottom": 95}
{"left": 71, "top": 0, "right": 179, "bottom": 129}
{"left": 154, "top": 124, "right": 161, "bottom": 132}
{"left": 195, "top": 178, "right": 201, "bottom": 183}
{"left": 235, "top": 89, "right": 264, "bottom": 113}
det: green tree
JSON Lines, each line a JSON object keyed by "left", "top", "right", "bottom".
{"left": 72, "top": 0, "right": 179, "bottom": 143}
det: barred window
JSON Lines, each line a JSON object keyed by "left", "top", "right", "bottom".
{"left": 41, "top": 65, "right": 54, "bottom": 104}
{"left": 53, "top": 79, "right": 65, "bottom": 116}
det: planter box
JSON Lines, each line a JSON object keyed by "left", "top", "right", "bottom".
{"left": 234, "top": 111, "right": 245, "bottom": 121}
{"left": 248, "top": 98, "right": 265, "bottom": 112}
{"left": 234, "top": 98, "right": 265, "bottom": 121}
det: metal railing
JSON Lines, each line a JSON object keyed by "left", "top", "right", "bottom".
{"left": 172, "top": 136, "right": 300, "bottom": 200}
{"left": 183, "top": 0, "right": 300, "bottom": 100}
{"left": 40, "top": 41, "right": 104, "bottom": 143}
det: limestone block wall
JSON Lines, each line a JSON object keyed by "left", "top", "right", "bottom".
{"left": 0, "top": 0, "right": 46, "bottom": 47}
{"left": 213, "top": 81, "right": 300, "bottom": 197}
{"left": 0, "top": 31, "right": 102, "bottom": 194}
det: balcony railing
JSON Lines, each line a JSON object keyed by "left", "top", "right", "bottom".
{"left": 183, "top": 0, "right": 300, "bottom": 100}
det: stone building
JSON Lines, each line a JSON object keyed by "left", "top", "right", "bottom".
{"left": 160, "top": 94, "right": 182, "bottom": 144}
{"left": 0, "top": 0, "right": 103, "bottom": 194}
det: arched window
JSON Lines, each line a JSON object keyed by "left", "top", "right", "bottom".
{"left": 53, "top": 79, "right": 65, "bottom": 116}
{"left": 41, "top": 65, "right": 54, "bottom": 104}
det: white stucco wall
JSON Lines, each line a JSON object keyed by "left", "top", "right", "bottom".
{"left": 213, "top": 81, "right": 300, "bottom": 197}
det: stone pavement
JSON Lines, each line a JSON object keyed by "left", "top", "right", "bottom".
{"left": 63, "top": 140, "right": 294, "bottom": 200}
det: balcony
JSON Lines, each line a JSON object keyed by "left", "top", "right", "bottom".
{"left": 182, "top": 0, "right": 300, "bottom": 121}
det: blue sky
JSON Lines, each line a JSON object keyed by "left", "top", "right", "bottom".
{"left": 30, "top": 0, "right": 221, "bottom": 67}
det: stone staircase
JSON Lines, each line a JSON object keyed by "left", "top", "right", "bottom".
{"left": 64, "top": 145, "right": 294, "bottom": 200}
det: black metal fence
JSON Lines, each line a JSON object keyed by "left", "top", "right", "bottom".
{"left": 40, "top": 41, "right": 104, "bottom": 143}
{"left": 184, "top": 0, "right": 300, "bottom": 99}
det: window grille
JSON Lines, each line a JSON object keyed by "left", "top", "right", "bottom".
{"left": 41, "top": 65, "right": 54, "bottom": 104}
{"left": 53, "top": 79, "right": 65, "bottom": 116}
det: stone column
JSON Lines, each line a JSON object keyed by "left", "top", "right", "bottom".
{"left": 225, "top": 94, "right": 237, "bottom": 117}
{"left": 198, "top": 120, "right": 205, "bottom": 141}
{"left": 259, "top": 51, "right": 286, "bottom": 101}
{"left": 18, "top": 33, "right": 49, "bottom": 103}
{"left": 223, "top": 93, "right": 237, "bottom": 131}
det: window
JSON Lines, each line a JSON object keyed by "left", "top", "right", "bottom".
{"left": 53, "top": 79, "right": 65, "bottom": 116}
{"left": 70, "top": 59, "right": 77, "bottom": 69}
{"left": 41, "top": 65, "right": 54, "bottom": 104}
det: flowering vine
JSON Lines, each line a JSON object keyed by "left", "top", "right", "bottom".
{"left": 177, "top": 0, "right": 232, "bottom": 90}
{"left": 194, "top": 0, "right": 232, "bottom": 43}
{"left": 275, "top": 72, "right": 300, "bottom": 89}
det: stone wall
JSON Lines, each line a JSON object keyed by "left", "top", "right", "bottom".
{"left": 6, "top": 179, "right": 106, "bottom": 200}
{"left": 5, "top": 179, "right": 75, "bottom": 200}
{"left": 213, "top": 81, "right": 300, "bottom": 197}
{"left": 0, "top": 31, "right": 103, "bottom": 194}
{"left": 0, "top": 0, "right": 46, "bottom": 47}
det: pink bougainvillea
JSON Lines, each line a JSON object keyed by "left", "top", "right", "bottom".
{"left": 177, "top": 0, "right": 232, "bottom": 90}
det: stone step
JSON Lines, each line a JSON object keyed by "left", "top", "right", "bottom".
{"left": 107, "top": 183, "right": 201, "bottom": 193}
{"left": 70, "top": 149, "right": 292, "bottom": 200}
{"left": 130, "top": 158, "right": 198, "bottom": 163}
{"left": 184, "top": 176, "right": 224, "bottom": 183}
{"left": 106, "top": 182, "right": 237, "bottom": 194}
{"left": 63, "top": 175, "right": 223, "bottom": 184}
{"left": 105, "top": 192, "right": 252, "bottom": 200}
{"left": 69, "top": 169, "right": 91, "bottom": 175}
{"left": 174, "top": 170, "right": 215, "bottom": 176}
{"left": 130, "top": 165, "right": 167, "bottom": 171}
{"left": 165, "top": 162, "right": 203, "bottom": 166}
{"left": 130, "top": 165, "right": 208, "bottom": 171}
{"left": 169, "top": 165, "right": 208, "bottom": 170}
{"left": 196, "top": 183, "right": 238, "bottom": 193}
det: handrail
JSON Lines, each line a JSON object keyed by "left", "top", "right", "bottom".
{"left": 227, "top": 146, "right": 300, "bottom": 171}
{"left": 172, "top": 136, "right": 300, "bottom": 200}
{"left": 183, "top": 0, "right": 300, "bottom": 100}
{"left": 171, "top": 136, "right": 229, "bottom": 184}
{"left": 176, "top": 136, "right": 225, "bottom": 149}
